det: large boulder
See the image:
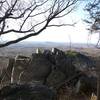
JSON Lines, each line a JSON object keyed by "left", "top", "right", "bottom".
{"left": 51, "top": 48, "right": 66, "bottom": 65}
{"left": 43, "top": 48, "right": 66, "bottom": 65}
{"left": 66, "top": 50, "right": 95, "bottom": 71}
{"left": 0, "top": 83, "right": 56, "bottom": 100}
{"left": 0, "top": 57, "right": 9, "bottom": 79}
{"left": 43, "top": 49, "right": 55, "bottom": 64}
{"left": 46, "top": 67, "right": 66, "bottom": 89}
{"left": 17, "top": 53, "right": 52, "bottom": 84}
{"left": 51, "top": 48, "right": 65, "bottom": 56}
{"left": 44, "top": 49, "right": 79, "bottom": 80}
{"left": 56, "top": 57, "right": 77, "bottom": 79}
{"left": 0, "top": 58, "right": 14, "bottom": 88}
{"left": 75, "top": 74, "right": 97, "bottom": 96}
{"left": 11, "top": 55, "right": 31, "bottom": 83}
{"left": 51, "top": 49, "right": 77, "bottom": 79}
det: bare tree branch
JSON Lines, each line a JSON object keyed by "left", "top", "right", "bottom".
{"left": 85, "top": 0, "right": 100, "bottom": 47}
{"left": 0, "top": 0, "right": 79, "bottom": 47}
{"left": 48, "top": 23, "right": 76, "bottom": 27}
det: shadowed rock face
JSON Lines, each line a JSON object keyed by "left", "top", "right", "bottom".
{"left": 11, "top": 54, "right": 52, "bottom": 84}
{"left": 0, "top": 58, "right": 15, "bottom": 88}
{"left": 43, "top": 49, "right": 55, "bottom": 64}
{"left": 43, "top": 48, "right": 77, "bottom": 78}
{"left": 46, "top": 68, "right": 66, "bottom": 89}
{"left": 68, "top": 51, "right": 95, "bottom": 71}
{"left": 75, "top": 74, "right": 97, "bottom": 96}
{"left": 0, "top": 57, "right": 9, "bottom": 80}
{"left": 11, "top": 55, "right": 31, "bottom": 83}
{"left": 44, "top": 49, "right": 95, "bottom": 75}
{"left": 0, "top": 83, "right": 56, "bottom": 100}
{"left": 43, "top": 48, "right": 66, "bottom": 65}
{"left": 24, "top": 53, "right": 52, "bottom": 84}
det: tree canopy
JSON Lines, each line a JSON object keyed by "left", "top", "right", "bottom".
{"left": 0, "top": 0, "right": 78, "bottom": 47}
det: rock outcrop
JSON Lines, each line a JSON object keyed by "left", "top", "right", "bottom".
{"left": 44, "top": 48, "right": 77, "bottom": 79}
{"left": 0, "top": 48, "right": 97, "bottom": 99}
{"left": 11, "top": 55, "right": 31, "bottom": 83}
{"left": 46, "top": 68, "right": 66, "bottom": 89}
{"left": 66, "top": 51, "right": 95, "bottom": 71}
{"left": 75, "top": 73, "right": 97, "bottom": 96}
{"left": 0, "top": 83, "right": 56, "bottom": 100}
{"left": 0, "top": 58, "right": 15, "bottom": 88}
{"left": 11, "top": 54, "right": 52, "bottom": 84}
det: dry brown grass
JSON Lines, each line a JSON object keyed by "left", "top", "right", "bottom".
{"left": 57, "top": 84, "right": 97, "bottom": 100}
{"left": 90, "top": 94, "right": 97, "bottom": 100}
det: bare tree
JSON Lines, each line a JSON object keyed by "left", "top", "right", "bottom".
{"left": 0, "top": 0, "right": 78, "bottom": 47}
{"left": 85, "top": 1, "right": 100, "bottom": 99}
{"left": 85, "top": 0, "right": 100, "bottom": 47}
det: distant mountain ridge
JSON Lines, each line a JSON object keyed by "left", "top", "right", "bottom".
{"left": 7, "top": 41, "right": 95, "bottom": 48}
{"left": 0, "top": 41, "right": 98, "bottom": 57}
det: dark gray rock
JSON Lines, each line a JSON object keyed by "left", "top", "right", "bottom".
{"left": 0, "top": 58, "right": 15, "bottom": 88}
{"left": 56, "top": 57, "right": 77, "bottom": 78}
{"left": 11, "top": 55, "right": 31, "bottom": 83}
{"left": 51, "top": 49, "right": 77, "bottom": 79}
{"left": 51, "top": 48, "right": 65, "bottom": 56}
{"left": 51, "top": 48, "right": 66, "bottom": 65}
{"left": 43, "top": 49, "right": 52, "bottom": 55}
{"left": 43, "top": 48, "right": 76, "bottom": 78}
{"left": 43, "top": 49, "right": 55, "bottom": 64}
{"left": 0, "top": 57, "right": 9, "bottom": 81}
{"left": 75, "top": 74, "right": 97, "bottom": 96}
{"left": 68, "top": 51, "right": 96, "bottom": 71}
{"left": 46, "top": 68, "right": 66, "bottom": 89}
{"left": 19, "top": 53, "right": 52, "bottom": 84}
{"left": 43, "top": 48, "right": 66, "bottom": 65}
{"left": 0, "top": 83, "right": 56, "bottom": 100}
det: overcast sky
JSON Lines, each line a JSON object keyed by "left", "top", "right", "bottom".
{"left": 1, "top": 0, "right": 99, "bottom": 44}
{"left": 25, "top": 1, "right": 99, "bottom": 44}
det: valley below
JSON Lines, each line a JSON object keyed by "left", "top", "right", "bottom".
{"left": 0, "top": 42, "right": 100, "bottom": 57}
